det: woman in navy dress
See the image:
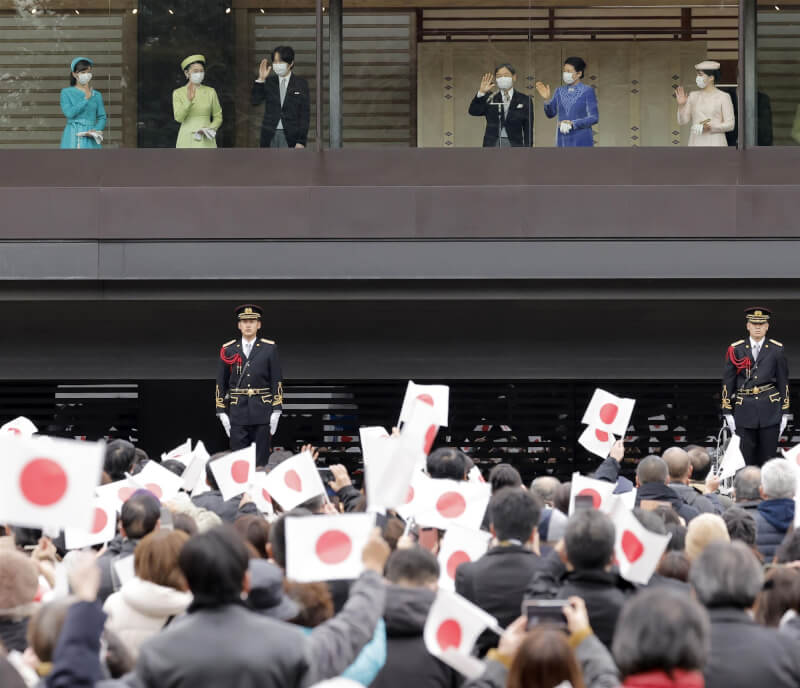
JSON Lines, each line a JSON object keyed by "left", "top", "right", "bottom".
{"left": 535, "top": 56, "right": 598, "bottom": 147}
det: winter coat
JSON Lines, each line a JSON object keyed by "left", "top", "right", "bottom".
{"left": 371, "top": 585, "right": 459, "bottom": 688}
{"left": 103, "top": 577, "right": 192, "bottom": 659}
{"left": 624, "top": 670, "right": 703, "bottom": 688}
{"left": 97, "top": 535, "right": 140, "bottom": 603}
{"left": 755, "top": 498, "right": 794, "bottom": 562}
{"left": 635, "top": 483, "right": 700, "bottom": 523}
{"left": 190, "top": 490, "right": 259, "bottom": 524}
{"left": 669, "top": 483, "right": 720, "bottom": 515}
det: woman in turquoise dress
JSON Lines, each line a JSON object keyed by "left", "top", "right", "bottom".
{"left": 60, "top": 57, "right": 107, "bottom": 149}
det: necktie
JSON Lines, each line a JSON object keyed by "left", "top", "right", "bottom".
{"left": 753, "top": 342, "right": 760, "bottom": 361}
{"left": 244, "top": 341, "right": 252, "bottom": 358}
{"left": 280, "top": 78, "right": 287, "bottom": 106}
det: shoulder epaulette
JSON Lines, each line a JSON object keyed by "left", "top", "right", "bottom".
{"left": 770, "top": 339, "right": 783, "bottom": 347}
{"left": 222, "top": 339, "right": 236, "bottom": 347}
{"left": 260, "top": 338, "right": 275, "bottom": 345}
{"left": 730, "top": 339, "right": 744, "bottom": 347}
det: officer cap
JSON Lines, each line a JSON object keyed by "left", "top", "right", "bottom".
{"left": 235, "top": 304, "right": 263, "bottom": 321}
{"left": 745, "top": 306, "right": 771, "bottom": 324}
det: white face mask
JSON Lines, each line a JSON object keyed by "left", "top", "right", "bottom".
{"left": 77, "top": 72, "right": 92, "bottom": 85}
{"left": 273, "top": 62, "right": 289, "bottom": 77}
{"left": 563, "top": 71, "right": 576, "bottom": 85}
{"left": 496, "top": 76, "right": 513, "bottom": 91}
{"left": 696, "top": 75, "right": 709, "bottom": 89}
{"left": 189, "top": 72, "right": 204, "bottom": 85}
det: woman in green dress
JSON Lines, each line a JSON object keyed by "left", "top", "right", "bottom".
{"left": 173, "top": 54, "right": 223, "bottom": 148}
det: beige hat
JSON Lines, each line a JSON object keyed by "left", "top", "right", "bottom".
{"left": 695, "top": 60, "right": 721, "bottom": 72}
{"left": 685, "top": 513, "right": 730, "bottom": 562}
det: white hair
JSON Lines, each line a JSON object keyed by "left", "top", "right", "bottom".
{"left": 761, "top": 458, "right": 797, "bottom": 499}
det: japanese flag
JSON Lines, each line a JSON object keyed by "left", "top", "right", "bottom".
{"left": 423, "top": 589, "right": 500, "bottom": 679}
{"left": 718, "top": 435, "right": 745, "bottom": 480}
{"left": 161, "top": 438, "right": 192, "bottom": 465}
{"left": 209, "top": 445, "right": 256, "bottom": 501}
{"left": 247, "top": 471, "right": 275, "bottom": 515}
{"left": 64, "top": 496, "right": 117, "bottom": 550}
{"left": 0, "top": 416, "right": 38, "bottom": 437}
{"left": 412, "top": 479, "right": 491, "bottom": 531}
{"left": 181, "top": 440, "right": 210, "bottom": 492}
{"left": 578, "top": 425, "right": 617, "bottom": 459}
{"left": 360, "top": 426, "right": 391, "bottom": 462}
{"left": 132, "top": 460, "right": 184, "bottom": 502}
{"left": 569, "top": 473, "right": 617, "bottom": 515}
{"left": 437, "top": 525, "right": 491, "bottom": 591}
{"left": 399, "top": 381, "right": 450, "bottom": 427}
{"left": 610, "top": 499, "right": 671, "bottom": 585}
{"left": 782, "top": 442, "right": 800, "bottom": 471}
{"left": 95, "top": 478, "right": 141, "bottom": 512}
{"left": 285, "top": 513, "right": 374, "bottom": 582}
{"left": 467, "top": 466, "right": 486, "bottom": 484}
{"left": 263, "top": 450, "right": 325, "bottom": 511}
{"left": 582, "top": 388, "right": 635, "bottom": 437}
{"left": 0, "top": 434, "right": 104, "bottom": 530}
{"left": 395, "top": 470, "right": 433, "bottom": 522}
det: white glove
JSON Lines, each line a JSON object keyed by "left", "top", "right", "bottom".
{"left": 218, "top": 413, "right": 231, "bottom": 437}
{"left": 724, "top": 414, "right": 736, "bottom": 433}
{"left": 691, "top": 123, "right": 704, "bottom": 136}
{"left": 559, "top": 121, "right": 573, "bottom": 135}
{"left": 270, "top": 410, "right": 281, "bottom": 436}
{"left": 781, "top": 414, "right": 790, "bottom": 435}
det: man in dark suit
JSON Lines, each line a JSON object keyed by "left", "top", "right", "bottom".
{"left": 722, "top": 306, "right": 790, "bottom": 466}
{"left": 455, "top": 487, "right": 545, "bottom": 656}
{"left": 468, "top": 63, "right": 533, "bottom": 148}
{"left": 252, "top": 45, "right": 310, "bottom": 149}
{"left": 216, "top": 304, "right": 283, "bottom": 467}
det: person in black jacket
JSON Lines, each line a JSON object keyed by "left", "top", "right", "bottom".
{"left": 372, "top": 547, "right": 459, "bottom": 688}
{"left": 455, "top": 487, "right": 546, "bottom": 657}
{"left": 251, "top": 45, "right": 310, "bottom": 149}
{"left": 468, "top": 63, "right": 533, "bottom": 148}
{"left": 634, "top": 455, "right": 700, "bottom": 523}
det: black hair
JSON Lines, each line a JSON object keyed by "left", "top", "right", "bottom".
{"left": 272, "top": 45, "right": 295, "bottom": 65}
{"left": 120, "top": 491, "right": 161, "bottom": 539}
{"left": 268, "top": 508, "right": 312, "bottom": 569}
{"left": 495, "top": 62, "right": 516, "bottom": 76}
{"left": 564, "top": 56, "right": 586, "bottom": 80}
{"left": 161, "top": 459, "right": 185, "bottom": 478}
{"left": 426, "top": 447, "right": 468, "bottom": 481}
{"left": 489, "top": 463, "right": 522, "bottom": 493}
{"left": 385, "top": 546, "right": 440, "bottom": 585}
{"left": 633, "top": 508, "right": 668, "bottom": 536}
{"left": 297, "top": 495, "right": 326, "bottom": 514}
{"left": 722, "top": 506, "right": 757, "bottom": 547}
{"left": 700, "top": 68, "right": 722, "bottom": 84}
{"left": 488, "top": 487, "right": 543, "bottom": 543}
{"left": 776, "top": 528, "right": 800, "bottom": 564}
{"left": 565, "top": 509, "right": 615, "bottom": 570}
{"left": 664, "top": 522, "right": 687, "bottom": 551}
{"left": 686, "top": 445, "right": 712, "bottom": 481}
{"left": 69, "top": 59, "right": 92, "bottom": 86}
{"left": 104, "top": 439, "right": 136, "bottom": 482}
{"left": 179, "top": 526, "right": 250, "bottom": 606}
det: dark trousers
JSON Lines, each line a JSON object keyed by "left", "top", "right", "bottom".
{"left": 738, "top": 425, "right": 779, "bottom": 466}
{"left": 230, "top": 423, "right": 271, "bottom": 467}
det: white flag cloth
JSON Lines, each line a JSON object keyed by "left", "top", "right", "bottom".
{"left": 95, "top": 478, "right": 139, "bottom": 512}
{"left": 161, "top": 438, "right": 192, "bottom": 465}
{"left": 209, "top": 445, "right": 256, "bottom": 501}
{"left": 132, "top": 460, "right": 184, "bottom": 502}
{"left": 247, "top": 471, "right": 275, "bottom": 515}
{"left": 423, "top": 589, "right": 499, "bottom": 679}
{"left": 467, "top": 466, "right": 486, "bottom": 484}
{"left": 395, "top": 470, "right": 433, "bottom": 522}
{"left": 578, "top": 425, "right": 617, "bottom": 459}
{"left": 782, "top": 442, "right": 800, "bottom": 470}
{"left": 64, "top": 496, "right": 117, "bottom": 550}
{"left": 718, "top": 435, "right": 746, "bottom": 480}
{"left": 263, "top": 450, "right": 325, "bottom": 511}
{"left": 618, "top": 489, "right": 637, "bottom": 511}
{"left": 610, "top": 499, "right": 671, "bottom": 585}
{"left": 285, "top": 513, "right": 374, "bottom": 582}
{"left": 410, "top": 478, "right": 491, "bottom": 531}
{"left": 182, "top": 440, "right": 210, "bottom": 492}
{"left": 0, "top": 416, "right": 38, "bottom": 437}
{"left": 359, "top": 426, "right": 391, "bottom": 462}
{"left": 398, "top": 381, "right": 450, "bottom": 427}
{"left": 437, "top": 525, "right": 491, "bottom": 591}
{"left": 569, "top": 472, "right": 617, "bottom": 515}
{"left": 582, "top": 388, "right": 635, "bottom": 437}
{"left": 0, "top": 435, "right": 104, "bottom": 530}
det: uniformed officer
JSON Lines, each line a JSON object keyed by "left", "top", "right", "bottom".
{"left": 216, "top": 304, "right": 283, "bottom": 467}
{"left": 721, "top": 307, "right": 790, "bottom": 466}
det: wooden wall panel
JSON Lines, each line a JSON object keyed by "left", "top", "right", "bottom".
{"left": 758, "top": 7, "right": 800, "bottom": 146}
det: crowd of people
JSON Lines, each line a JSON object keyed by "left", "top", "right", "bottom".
{"left": 3, "top": 428, "right": 800, "bottom": 688}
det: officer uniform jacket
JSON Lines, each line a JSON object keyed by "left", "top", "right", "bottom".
{"left": 722, "top": 338, "right": 789, "bottom": 429}
{"left": 216, "top": 338, "right": 282, "bottom": 426}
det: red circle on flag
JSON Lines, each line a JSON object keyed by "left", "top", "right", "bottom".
{"left": 284, "top": 469, "right": 302, "bottom": 492}
{"left": 436, "top": 491, "right": 466, "bottom": 519}
{"left": 91, "top": 507, "right": 108, "bottom": 534}
{"left": 231, "top": 460, "right": 250, "bottom": 484}
{"left": 262, "top": 488, "right": 271, "bottom": 502}
{"left": 577, "top": 488, "right": 602, "bottom": 509}
{"left": 405, "top": 486, "right": 415, "bottom": 504}
{"left": 599, "top": 403, "right": 619, "bottom": 425}
{"left": 315, "top": 529, "right": 352, "bottom": 565}
{"left": 19, "top": 458, "right": 68, "bottom": 506}
{"left": 118, "top": 486, "right": 135, "bottom": 502}
{"left": 621, "top": 529, "right": 644, "bottom": 563}
{"left": 143, "top": 483, "right": 162, "bottom": 499}
{"left": 6, "top": 427, "right": 21, "bottom": 435}
{"left": 416, "top": 393, "right": 435, "bottom": 407}
{"left": 595, "top": 428, "right": 609, "bottom": 442}
{"left": 446, "top": 550, "right": 471, "bottom": 579}
{"left": 436, "top": 619, "right": 462, "bottom": 652}
{"left": 424, "top": 425, "right": 438, "bottom": 454}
